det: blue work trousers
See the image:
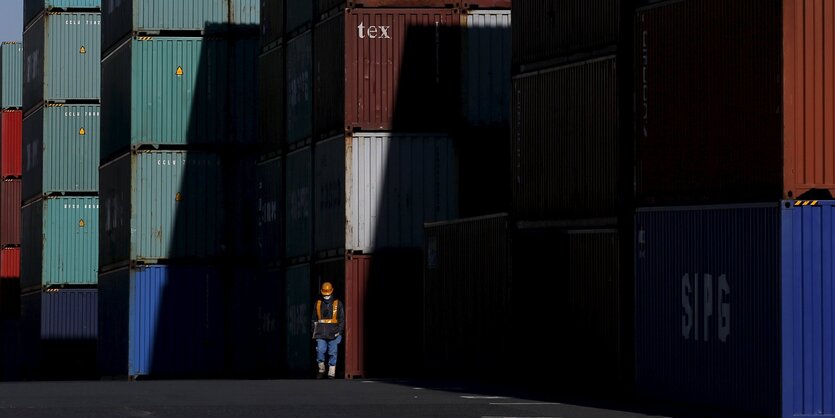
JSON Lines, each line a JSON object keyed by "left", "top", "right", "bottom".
{"left": 316, "top": 335, "right": 342, "bottom": 366}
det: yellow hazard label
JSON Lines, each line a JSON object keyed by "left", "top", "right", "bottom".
{"left": 79, "top": 127, "right": 86, "bottom": 136}
{"left": 175, "top": 192, "right": 183, "bottom": 202}
{"left": 176, "top": 66, "right": 184, "bottom": 76}
{"left": 79, "top": 46, "right": 86, "bottom": 54}
{"left": 79, "top": 219, "right": 86, "bottom": 227}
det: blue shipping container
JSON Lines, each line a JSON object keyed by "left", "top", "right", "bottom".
{"left": 636, "top": 201, "right": 835, "bottom": 417}
{"left": 98, "top": 265, "right": 224, "bottom": 378}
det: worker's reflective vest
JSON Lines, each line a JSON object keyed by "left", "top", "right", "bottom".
{"left": 317, "top": 300, "right": 339, "bottom": 324}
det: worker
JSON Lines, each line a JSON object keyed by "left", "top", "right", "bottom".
{"left": 312, "top": 281, "right": 344, "bottom": 379}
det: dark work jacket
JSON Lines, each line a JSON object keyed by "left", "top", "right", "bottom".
{"left": 312, "top": 298, "right": 344, "bottom": 340}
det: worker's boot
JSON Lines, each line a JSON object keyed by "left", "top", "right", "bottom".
{"left": 328, "top": 365, "right": 336, "bottom": 379}
{"left": 317, "top": 362, "right": 326, "bottom": 379}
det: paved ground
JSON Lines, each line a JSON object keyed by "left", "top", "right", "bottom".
{"left": 0, "top": 379, "right": 734, "bottom": 418}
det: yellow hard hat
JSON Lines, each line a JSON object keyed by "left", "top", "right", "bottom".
{"left": 321, "top": 282, "right": 334, "bottom": 296}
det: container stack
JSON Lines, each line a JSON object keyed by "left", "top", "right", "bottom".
{"left": 0, "top": 41, "right": 23, "bottom": 381}
{"left": 633, "top": 1, "right": 835, "bottom": 416}
{"left": 97, "top": 0, "right": 260, "bottom": 379}
{"left": 20, "top": 1, "right": 101, "bottom": 379}
{"left": 505, "top": 0, "right": 633, "bottom": 392}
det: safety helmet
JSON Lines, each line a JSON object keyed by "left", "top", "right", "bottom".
{"left": 321, "top": 282, "right": 334, "bottom": 296}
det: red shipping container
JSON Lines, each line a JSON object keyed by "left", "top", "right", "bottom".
{"left": 0, "top": 179, "right": 20, "bottom": 247}
{"left": 636, "top": 0, "right": 835, "bottom": 204}
{"left": 0, "top": 248, "right": 20, "bottom": 318}
{"left": 0, "top": 111, "right": 22, "bottom": 179}
{"left": 344, "top": 8, "right": 461, "bottom": 132}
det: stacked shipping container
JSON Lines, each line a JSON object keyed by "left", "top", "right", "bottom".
{"left": 98, "top": 0, "right": 261, "bottom": 378}
{"left": 633, "top": 0, "right": 835, "bottom": 416}
{"left": 0, "top": 43, "right": 23, "bottom": 321}
{"left": 20, "top": 0, "right": 101, "bottom": 379}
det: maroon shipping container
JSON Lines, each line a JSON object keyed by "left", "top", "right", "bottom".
{"left": 0, "top": 180, "right": 20, "bottom": 247}
{"left": 423, "top": 214, "right": 511, "bottom": 378}
{"left": 512, "top": 0, "right": 621, "bottom": 71}
{"left": 344, "top": 8, "right": 461, "bottom": 132}
{"left": 0, "top": 111, "right": 21, "bottom": 179}
{"left": 511, "top": 56, "right": 620, "bottom": 220}
{"left": 0, "top": 248, "right": 20, "bottom": 318}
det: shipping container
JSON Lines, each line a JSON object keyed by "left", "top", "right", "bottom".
{"left": 22, "top": 104, "right": 100, "bottom": 200}
{"left": 462, "top": 10, "right": 511, "bottom": 128}
{"left": 102, "top": 0, "right": 259, "bottom": 53}
{"left": 344, "top": 8, "right": 461, "bottom": 131}
{"left": 22, "top": 13, "right": 101, "bottom": 112}
{"left": 224, "top": 155, "right": 258, "bottom": 259}
{"left": 0, "top": 111, "right": 22, "bottom": 178}
{"left": 261, "top": 0, "right": 284, "bottom": 49}
{"left": 20, "top": 288, "right": 97, "bottom": 379}
{"left": 257, "top": 156, "right": 284, "bottom": 263}
{"left": 0, "top": 43, "right": 23, "bottom": 109}
{"left": 284, "top": 263, "right": 312, "bottom": 374}
{"left": 226, "top": 268, "right": 283, "bottom": 377}
{"left": 512, "top": 57, "right": 620, "bottom": 219}
{"left": 230, "top": 37, "right": 260, "bottom": 146}
{"left": 0, "top": 319, "right": 22, "bottom": 381}
{"left": 0, "top": 249, "right": 21, "bottom": 318}
{"left": 314, "top": 133, "right": 458, "bottom": 254}
{"left": 101, "top": 37, "right": 229, "bottom": 160}
{"left": 24, "top": 0, "right": 101, "bottom": 27}
{"left": 286, "top": 31, "right": 312, "bottom": 146}
{"left": 0, "top": 180, "right": 21, "bottom": 247}
{"left": 286, "top": 0, "right": 312, "bottom": 36}
{"left": 259, "top": 45, "right": 284, "bottom": 149}
{"left": 423, "top": 214, "right": 511, "bottom": 377}
{"left": 635, "top": 0, "right": 835, "bottom": 204}
{"left": 513, "top": 222, "right": 631, "bottom": 391}
{"left": 458, "top": 127, "right": 509, "bottom": 217}
{"left": 512, "top": 0, "right": 620, "bottom": 71}
{"left": 313, "top": 13, "right": 344, "bottom": 140}
{"left": 99, "top": 151, "right": 224, "bottom": 268}
{"left": 286, "top": 146, "right": 312, "bottom": 259}
{"left": 98, "top": 265, "right": 224, "bottom": 378}
{"left": 21, "top": 197, "right": 98, "bottom": 289}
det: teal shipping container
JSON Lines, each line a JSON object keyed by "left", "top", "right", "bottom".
{"left": 23, "top": 13, "right": 101, "bottom": 112}
{"left": 102, "top": 0, "right": 260, "bottom": 53}
{"left": 22, "top": 104, "right": 100, "bottom": 201}
{"left": 99, "top": 151, "right": 225, "bottom": 269}
{"left": 286, "top": 146, "right": 312, "bottom": 259}
{"left": 24, "top": 0, "right": 101, "bottom": 27}
{"left": 285, "top": 263, "right": 312, "bottom": 374}
{"left": 0, "top": 43, "right": 23, "bottom": 109}
{"left": 20, "top": 196, "right": 99, "bottom": 289}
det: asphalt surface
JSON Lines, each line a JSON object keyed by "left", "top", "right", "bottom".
{"left": 0, "top": 379, "right": 731, "bottom": 418}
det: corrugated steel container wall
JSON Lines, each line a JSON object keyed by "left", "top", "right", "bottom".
{"left": 345, "top": 8, "right": 461, "bottom": 132}
{"left": 286, "top": 147, "right": 312, "bottom": 259}
{"left": 102, "top": 0, "right": 259, "bottom": 52}
{"left": 635, "top": 205, "right": 781, "bottom": 417}
{"left": 462, "top": 10, "right": 511, "bottom": 128}
{"left": 99, "top": 151, "right": 224, "bottom": 268}
{"left": 423, "top": 215, "right": 510, "bottom": 376}
{"left": 101, "top": 38, "right": 229, "bottom": 160}
{"left": 313, "top": 14, "right": 344, "bottom": 140}
{"left": 285, "top": 263, "right": 312, "bottom": 373}
{"left": 346, "top": 133, "right": 458, "bottom": 253}
{"left": 1, "top": 111, "right": 22, "bottom": 178}
{"left": 781, "top": 201, "right": 835, "bottom": 418}
{"left": 38, "top": 289, "right": 98, "bottom": 339}
{"left": 261, "top": 0, "right": 284, "bottom": 49}
{"left": 635, "top": 0, "right": 783, "bottom": 205}
{"left": 512, "top": 0, "right": 620, "bottom": 70}
{"left": 22, "top": 105, "right": 100, "bottom": 201}
{"left": 0, "top": 249, "right": 21, "bottom": 319}
{"left": 512, "top": 57, "right": 619, "bottom": 220}
{"left": 0, "top": 44, "right": 23, "bottom": 109}
{"left": 22, "top": 13, "right": 101, "bottom": 111}
{"left": 783, "top": 0, "right": 835, "bottom": 199}
{"left": 24, "top": 0, "right": 101, "bottom": 27}
{"left": 286, "top": 0, "right": 312, "bottom": 35}
{"left": 225, "top": 155, "right": 258, "bottom": 259}
{"left": 97, "top": 265, "right": 224, "bottom": 377}
{"left": 230, "top": 37, "right": 259, "bottom": 145}
{"left": 227, "top": 268, "right": 283, "bottom": 377}
{"left": 313, "top": 136, "right": 346, "bottom": 254}
{"left": 316, "top": 0, "right": 343, "bottom": 16}
{"left": 21, "top": 197, "right": 99, "bottom": 288}
{"left": 458, "top": 127, "right": 510, "bottom": 217}
{"left": 344, "top": 254, "right": 369, "bottom": 379}
{"left": 286, "top": 31, "right": 312, "bottom": 145}
{"left": 0, "top": 180, "right": 21, "bottom": 247}
{"left": 258, "top": 45, "right": 284, "bottom": 149}
{"left": 257, "top": 156, "right": 284, "bottom": 263}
